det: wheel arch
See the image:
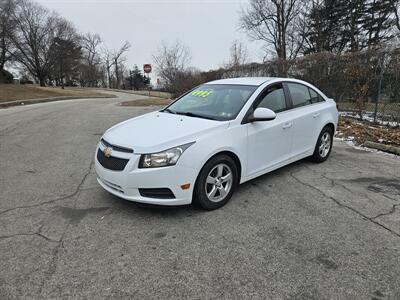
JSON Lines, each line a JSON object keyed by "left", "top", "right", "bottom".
{"left": 212, "top": 151, "right": 242, "bottom": 183}
{"left": 313, "top": 122, "right": 336, "bottom": 151}
{"left": 324, "top": 122, "right": 335, "bottom": 133}
{"left": 194, "top": 150, "right": 243, "bottom": 190}
{"left": 192, "top": 150, "right": 242, "bottom": 209}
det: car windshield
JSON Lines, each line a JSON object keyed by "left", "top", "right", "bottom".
{"left": 163, "top": 84, "right": 257, "bottom": 121}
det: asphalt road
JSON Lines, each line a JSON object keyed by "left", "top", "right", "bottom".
{"left": 0, "top": 92, "right": 400, "bottom": 299}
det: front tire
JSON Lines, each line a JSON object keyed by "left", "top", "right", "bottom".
{"left": 310, "top": 126, "right": 333, "bottom": 163}
{"left": 193, "top": 155, "right": 238, "bottom": 210}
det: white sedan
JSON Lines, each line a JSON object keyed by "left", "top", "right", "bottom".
{"left": 95, "top": 77, "right": 338, "bottom": 210}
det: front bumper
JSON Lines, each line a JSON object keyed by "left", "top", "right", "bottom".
{"left": 95, "top": 144, "right": 197, "bottom": 205}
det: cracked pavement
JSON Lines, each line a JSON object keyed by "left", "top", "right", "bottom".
{"left": 1, "top": 92, "right": 400, "bottom": 299}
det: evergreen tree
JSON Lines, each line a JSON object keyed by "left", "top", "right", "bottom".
{"left": 125, "top": 65, "right": 150, "bottom": 90}
{"left": 338, "top": 0, "right": 365, "bottom": 52}
{"left": 304, "top": 0, "right": 351, "bottom": 54}
{"left": 304, "top": 0, "right": 396, "bottom": 54}
{"left": 361, "top": 0, "right": 395, "bottom": 47}
{"left": 49, "top": 37, "right": 82, "bottom": 88}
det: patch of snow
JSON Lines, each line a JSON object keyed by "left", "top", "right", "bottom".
{"left": 339, "top": 111, "right": 399, "bottom": 127}
{"left": 334, "top": 137, "right": 399, "bottom": 158}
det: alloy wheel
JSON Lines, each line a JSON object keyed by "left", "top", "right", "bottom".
{"left": 319, "top": 132, "right": 331, "bottom": 158}
{"left": 205, "top": 163, "right": 233, "bottom": 202}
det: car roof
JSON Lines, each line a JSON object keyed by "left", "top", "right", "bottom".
{"left": 203, "top": 77, "right": 329, "bottom": 99}
{"left": 204, "top": 77, "right": 286, "bottom": 86}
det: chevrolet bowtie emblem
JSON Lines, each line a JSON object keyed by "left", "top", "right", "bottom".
{"left": 103, "top": 147, "right": 112, "bottom": 158}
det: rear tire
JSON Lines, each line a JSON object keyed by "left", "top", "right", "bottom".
{"left": 309, "top": 126, "right": 333, "bottom": 163}
{"left": 193, "top": 155, "right": 238, "bottom": 210}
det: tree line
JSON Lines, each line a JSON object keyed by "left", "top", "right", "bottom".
{"left": 0, "top": 0, "right": 149, "bottom": 89}
{"left": 240, "top": 0, "right": 399, "bottom": 67}
{"left": 152, "top": 0, "right": 400, "bottom": 107}
{"left": 1, "top": 0, "right": 400, "bottom": 100}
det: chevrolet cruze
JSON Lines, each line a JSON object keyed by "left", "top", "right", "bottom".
{"left": 95, "top": 77, "right": 338, "bottom": 210}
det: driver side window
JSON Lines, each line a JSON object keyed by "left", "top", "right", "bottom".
{"left": 256, "top": 84, "right": 287, "bottom": 113}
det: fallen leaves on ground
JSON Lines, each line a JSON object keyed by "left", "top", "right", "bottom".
{"left": 336, "top": 118, "right": 400, "bottom": 147}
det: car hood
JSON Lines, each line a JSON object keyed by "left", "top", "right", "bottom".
{"left": 102, "top": 111, "right": 229, "bottom": 153}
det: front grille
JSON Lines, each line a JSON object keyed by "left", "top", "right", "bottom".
{"left": 97, "top": 149, "right": 129, "bottom": 171}
{"left": 139, "top": 188, "right": 175, "bottom": 199}
{"left": 101, "top": 138, "right": 133, "bottom": 153}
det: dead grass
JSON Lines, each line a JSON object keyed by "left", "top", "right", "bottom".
{"left": 119, "top": 98, "right": 173, "bottom": 107}
{"left": 122, "top": 90, "right": 172, "bottom": 99}
{"left": 0, "top": 84, "right": 110, "bottom": 103}
{"left": 337, "top": 117, "right": 400, "bottom": 147}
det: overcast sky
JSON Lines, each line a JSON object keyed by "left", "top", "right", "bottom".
{"left": 36, "top": 0, "right": 264, "bottom": 76}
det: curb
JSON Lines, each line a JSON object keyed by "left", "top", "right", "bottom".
{"left": 101, "top": 88, "right": 171, "bottom": 99}
{"left": 363, "top": 141, "right": 400, "bottom": 155}
{"left": 0, "top": 95, "right": 116, "bottom": 108}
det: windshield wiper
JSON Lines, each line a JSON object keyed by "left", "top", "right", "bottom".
{"left": 175, "top": 111, "right": 217, "bottom": 120}
{"left": 162, "top": 108, "right": 176, "bottom": 114}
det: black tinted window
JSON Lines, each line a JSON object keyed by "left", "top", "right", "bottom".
{"left": 256, "top": 85, "right": 286, "bottom": 113}
{"left": 287, "top": 83, "right": 312, "bottom": 108}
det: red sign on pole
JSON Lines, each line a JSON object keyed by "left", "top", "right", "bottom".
{"left": 143, "top": 64, "right": 152, "bottom": 74}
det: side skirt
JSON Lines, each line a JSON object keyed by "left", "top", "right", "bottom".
{"left": 240, "top": 150, "right": 313, "bottom": 184}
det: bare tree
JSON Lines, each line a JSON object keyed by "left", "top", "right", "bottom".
{"left": 51, "top": 18, "right": 81, "bottom": 88}
{"left": 1, "top": 0, "right": 137, "bottom": 88}
{"left": 102, "top": 48, "right": 115, "bottom": 88}
{"left": 81, "top": 32, "right": 102, "bottom": 86}
{"left": 239, "top": 0, "right": 305, "bottom": 73}
{"left": 113, "top": 41, "right": 131, "bottom": 89}
{"left": 228, "top": 39, "right": 248, "bottom": 68}
{"left": 10, "top": 0, "right": 68, "bottom": 86}
{"left": 152, "top": 40, "right": 192, "bottom": 93}
{"left": 98, "top": 64, "right": 108, "bottom": 88}
{"left": 0, "top": 0, "right": 17, "bottom": 71}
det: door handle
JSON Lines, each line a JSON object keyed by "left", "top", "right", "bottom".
{"left": 282, "top": 122, "right": 292, "bottom": 129}
{"left": 313, "top": 112, "right": 320, "bottom": 118}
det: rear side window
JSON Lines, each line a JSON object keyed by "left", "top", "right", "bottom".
{"left": 256, "top": 84, "right": 287, "bottom": 113}
{"left": 287, "top": 83, "right": 312, "bottom": 108}
{"left": 309, "top": 88, "right": 325, "bottom": 103}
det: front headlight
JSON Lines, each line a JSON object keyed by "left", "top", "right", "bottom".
{"left": 139, "top": 142, "right": 195, "bottom": 168}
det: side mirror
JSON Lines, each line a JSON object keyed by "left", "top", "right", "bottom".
{"left": 248, "top": 107, "right": 276, "bottom": 122}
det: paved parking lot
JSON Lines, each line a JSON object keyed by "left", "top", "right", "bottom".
{"left": 1, "top": 92, "right": 399, "bottom": 299}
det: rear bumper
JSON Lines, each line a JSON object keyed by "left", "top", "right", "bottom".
{"left": 94, "top": 145, "right": 197, "bottom": 206}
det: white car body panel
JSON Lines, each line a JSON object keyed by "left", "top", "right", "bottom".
{"left": 95, "top": 77, "right": 338, "bottom": 205}
{"left": 103, "top": 111, "right": 228, "bottom": 154}
{"left": 246, "top": 111, "right": 293, "bottom": 176}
